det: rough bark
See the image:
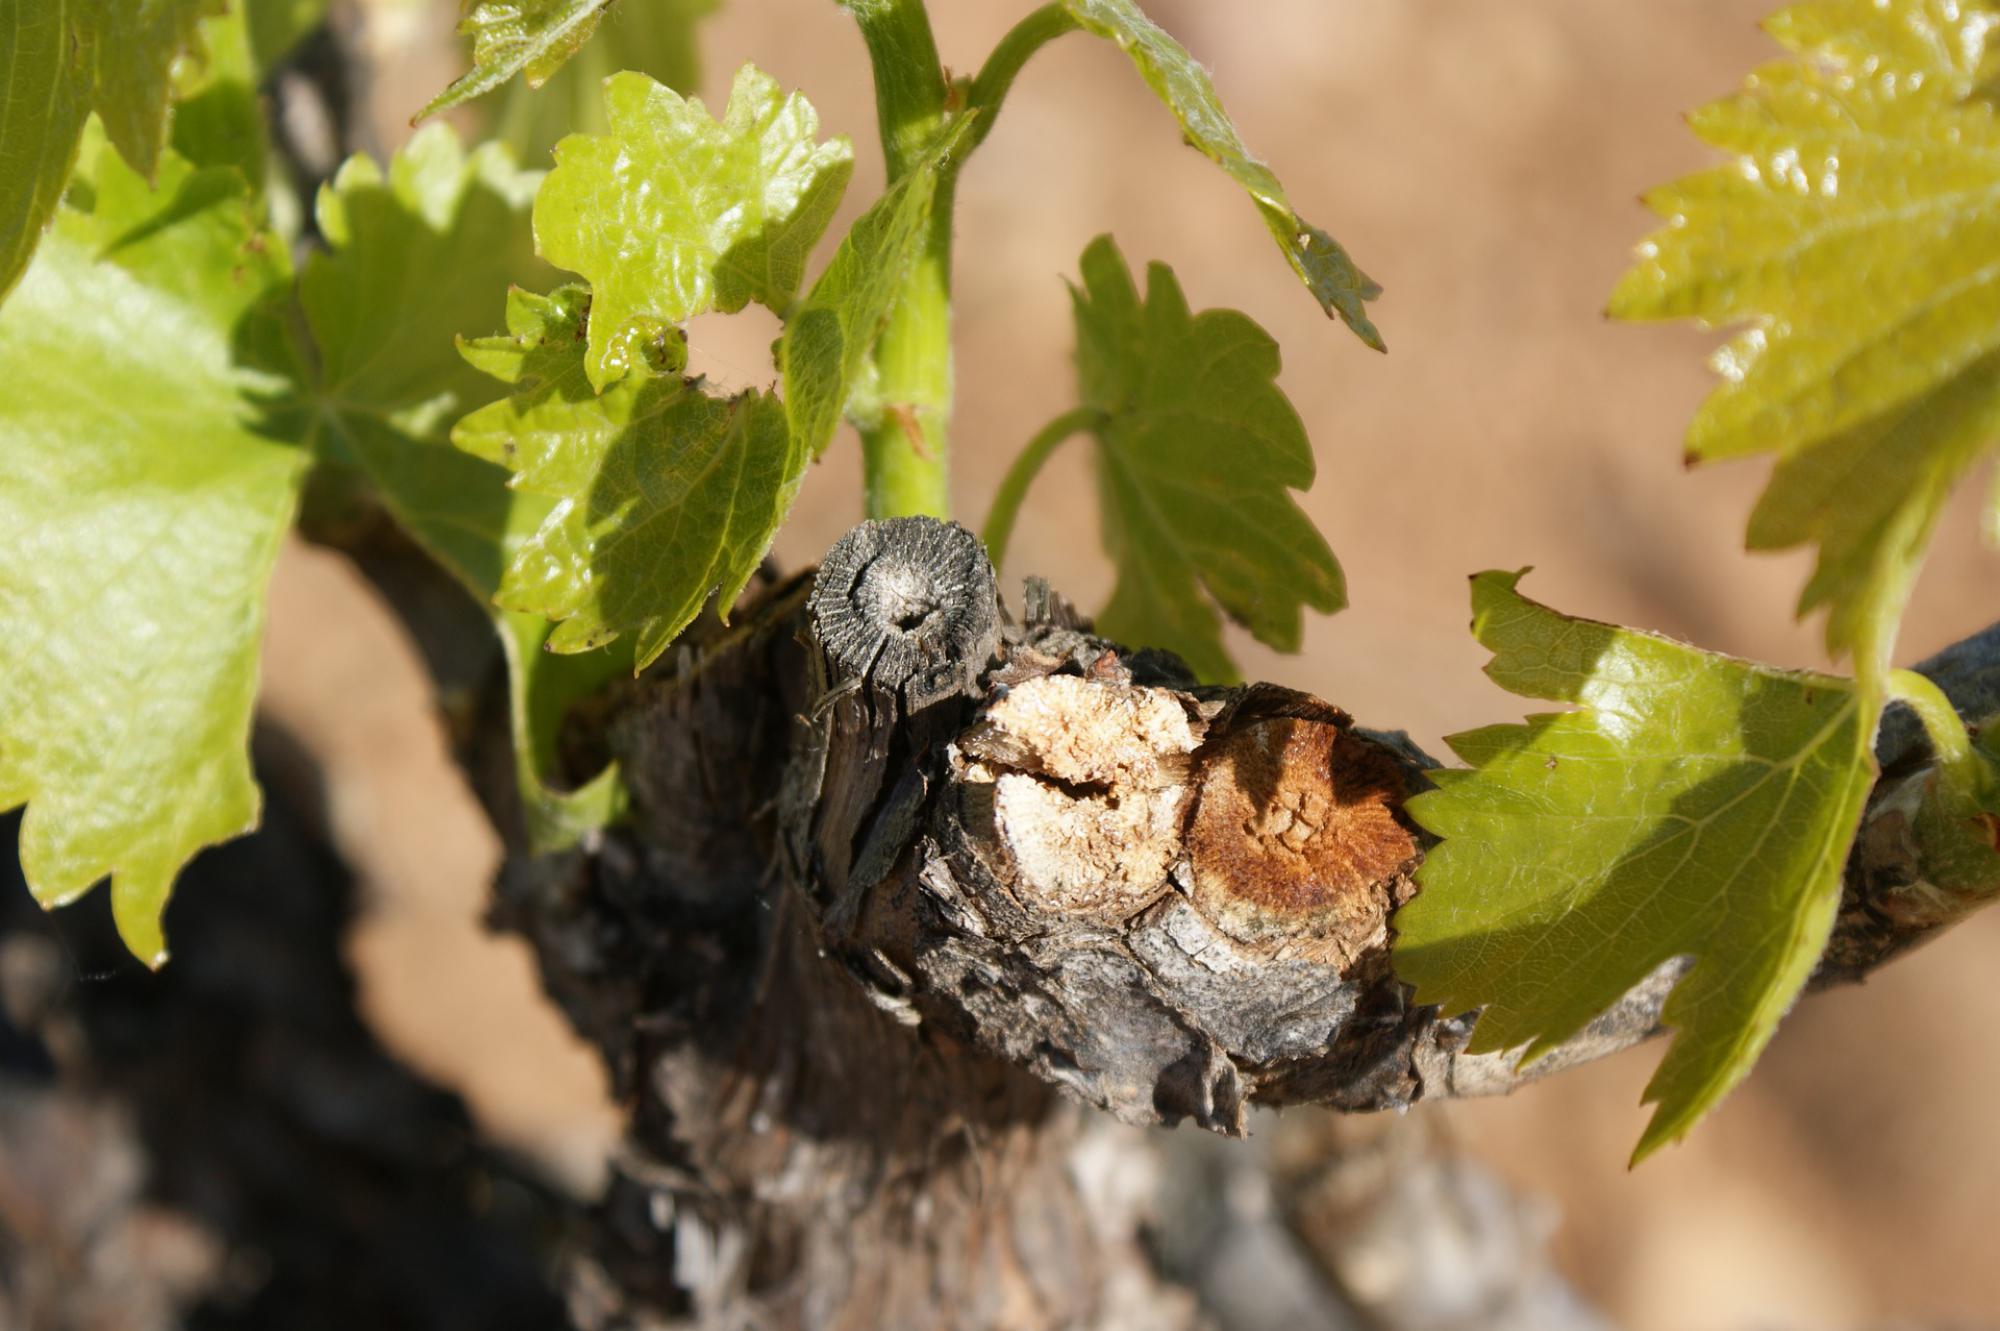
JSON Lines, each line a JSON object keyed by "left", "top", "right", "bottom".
{"left": 492, "top": 557, "right": 1199, "bottom": 1330}
{"left": 476, "top": 517, "right": 1998, "bottom": 1328}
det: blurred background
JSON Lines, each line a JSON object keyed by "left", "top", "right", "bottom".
{"left": 237, "top": 1, "right": 2000, "bottom": 1327}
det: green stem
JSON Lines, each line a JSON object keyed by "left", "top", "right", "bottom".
{"left": 982, "top": 405, "right": 1104, "bottom": 571}
{"left": 842, "top": 1, "right": 1084, "bottom": 519}
{"left": 1888, "top": 667, "right": 1994, "bottom": 797}
{"left": 845, "top": 0, "right": 950, "bottom": 179}
{"left": 859, "top": 187, "right": 955, "bottom": 519}
{"left": 845, "top": 0, "right": 955, "bottom": 518}
{"left": 965, "top": 4, "right": 1080, "bottom": 151}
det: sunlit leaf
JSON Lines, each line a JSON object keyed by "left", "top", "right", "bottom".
{"left": 534, "top": 64, "right": 853, "bottom": 388}
{"left": 421, "top": 0, "right": 616, "bottom": 122}
{"left": 1610, "top": 0, "right": 2000, "bottom": 683}
{"left": 1398, "top": 570, "right": 1878, "bottom": 1160}
{"left": 0, "top": 145, "right": 301, "bottom": 963}
{"left": 456, "top": 285, "right": 798, "bottom": 672}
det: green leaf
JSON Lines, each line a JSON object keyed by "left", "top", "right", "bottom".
{"left": 298, "top": 124, "right": 548, "bottom": 608}
{"left": 456, "top": 285, "right": 798, "bottom": 671}
{"left": 301, "top": 125, "right": 545, "bottom": 491}
{"left": 247, "top": 0, "right": 327, "bottom": 72}
{"left": 421, "top": 0, "right": 617, "bottom": 121}
{"left": 0, "top": 0, "right": 223, "bottom": 301}
{"left": 1609, "top": 0, "right": 2000, "bottom": 683}
{"left": 171, "top": 4, "right": 268, "bottom": 189}
{"left": 89, "top": 0, "right": 225, "bottom": 177}
{"left": 778, "top": 114, "right": 972, "bottom": 463}
{"left": 299, "top": 127, "right": 620, "bottom": 850}
{"left": 499, "top": 610, "right": 630, "bottom": 849}
{"left": 1398, "top": 570, "right": 1879, "bottom": 1161}
{"left": 0, "top": 144, "right": 301, "bottom": 964}
{"left": 534, "top": 64, "right": 854, "bottom": 389}
{"left": 1061, "top": 0, "right": 1382, "bottom": 349}
{"left": 492, "top": 0, "right": 719, "bottom": 164}
{"left": 1, "top": 3, "right": 90, "bottom": 299}
{"left": 1067, "top": 234, "right": 1343, "bottom": 683}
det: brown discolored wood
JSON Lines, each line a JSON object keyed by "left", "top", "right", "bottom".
{"left": 1187, "top": 713, "right": 1420, "bottom": 967}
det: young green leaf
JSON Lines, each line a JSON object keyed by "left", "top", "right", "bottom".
{"left": 779, "top": 115, "right": 973, "bottom": 463}
{"left": 1398, "top": 570, "right": 1878, "bottom": 1161}
{"left": 499, "top": 610, "right": 630, "bottom": 849}
{"left": 298, "top": 128, "right": 621, "bottom": 850}
{"left": 0, "top": 145, "right": 301, "bottom": 965}
{"left": 170, "top": 4, "right": 269, "bottom": 190}
{"left": 1062, "top": 0, "right": 1382, "bottom": 349}
{"left": 0, "top": 0, "right": 224, "bottom": 300}
{"left": 1610, "top": 0, "right": 2000, "bottom": 683}
{"left": 456, "top": 285, "right": 798, "bottom": 672}
{"left": 421, "top": 0, "right": 619, "bottom": 122}
{"left": 535, "top": 65, "right": 854, "bottom": 389}
{"left": 297, "top": 123, "right": 549, "bottom": 606}
{"left": 301, "top": 123, "right": 546, "bottom": 516}
{"left": 1067, "top": 234, "right": 1343, "bottom": 683}
{"left": 493, "top": 0, "right": 719, "bottom": 163}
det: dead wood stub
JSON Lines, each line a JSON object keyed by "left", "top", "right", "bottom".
{"left": 808, "top": 516, "right": 1000, "bottom": 713}
{"left": 956, "top": 674, "right": 1203, "bottom": 924}
{"left": 919, "top": 660, "right": 1428, "bottom": 1128}
{"left": 1186, "top": 689, "right": 1421, "bottom": 968}
{"left": 785, "top": 520, "right": 1440, "bottom": 1133}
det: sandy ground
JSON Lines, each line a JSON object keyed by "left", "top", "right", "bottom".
{"left": 256, "top": 3, "right": 2000, "bottom": 1327}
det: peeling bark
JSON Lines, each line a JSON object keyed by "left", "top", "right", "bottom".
{"left": 495, "top": 553, "right": 1198, "bottom": 1329}
{"left": 475, "top": 517, "right": 1999, "bottom": 1328}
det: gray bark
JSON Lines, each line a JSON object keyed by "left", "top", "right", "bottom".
{"left": 1151, "top": 1111, "right": 1613, "bottom": 1331}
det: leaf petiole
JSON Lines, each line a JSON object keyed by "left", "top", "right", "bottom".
{"left": 982, "top": 405, "right": 1104, "bottom": 571}
{"left": 1887, "top": 667, "right": 1997, "bottom": 801}
{"left": 965, "top": 4, "right": 1082, "bottom": 151}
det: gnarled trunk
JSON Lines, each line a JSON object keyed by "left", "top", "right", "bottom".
{"left": 478, "top": 517, "right": 2000, "bottom": 1329}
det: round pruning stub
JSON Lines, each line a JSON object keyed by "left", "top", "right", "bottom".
{"left": 810, "top": 517, "right": 1000, "bottom": 710}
